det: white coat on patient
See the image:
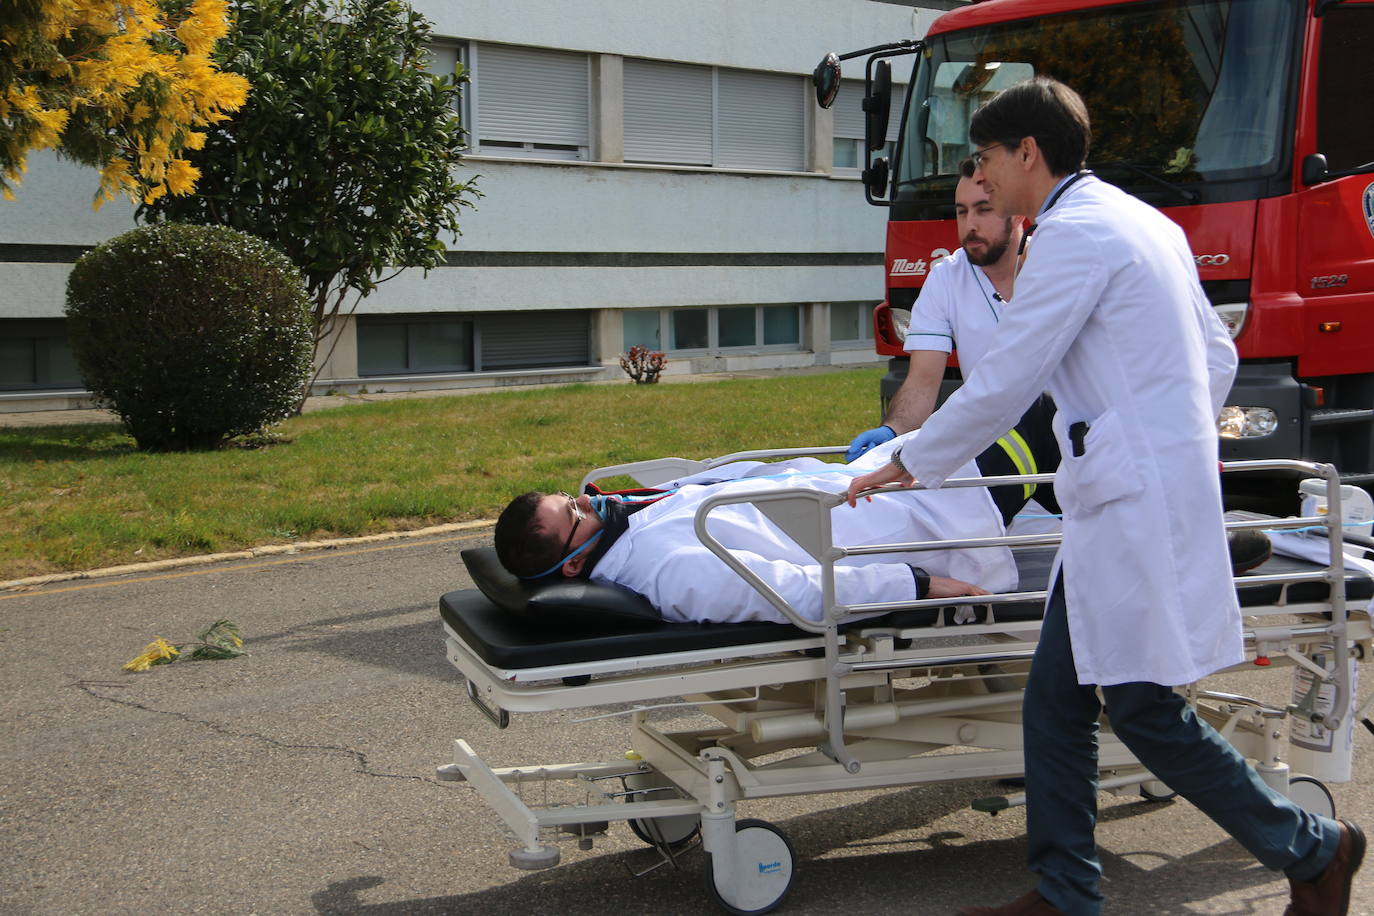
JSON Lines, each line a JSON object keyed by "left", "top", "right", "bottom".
{"left": 593, "top": 433, "right": 1015, "bottom": 625}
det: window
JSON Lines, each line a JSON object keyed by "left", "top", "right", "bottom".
{"left": 763, "top": 305, "right": 800, "bottom": 345}
{"left": 898, "top": 0, "right": 1300, "bottom": 196}
{"left": 830, "top": 302, "right": 877, "bottom": 344}
{"left": 479, "top": 311, "right": 588, "bottom": 370}
{"left": 356, "top": 311, "right": 589, "bottom": 376}
{"left": 718, "top": 307, "right": 756, "bottom": 347}
{"left": 425, "top": 42, "right": 469, "bottom": 126}
{"left": 717, "top": 69, "right": 805, "bottom": 171}
{"left": 670, "top": 309, "right": 710, "bottom": 350}
{"left": 1317, "top": 7, "right": 1374, "bottom": 172}
{"left": 623, "top": 60, "right": 806, "bottom": 171}
{"left": 622, "top": 310, "right": 663, "bottom": 351}
{"left": 433, "top": 44, "right": 807, "bottom": 171}
{"left": 358, "top": 316, "right": 473, "bottom": 375}
{"left": 471, "top": 43, "right": 590, "bottom": 159}
{"left": 831, "top": 78, "right": 903, "bottom": 173}
{"left": 635, "top": 306, "right": 803, "bottom": 353}
{"left": 623, "top": 59, "right": 713, "bottom": 166}
{"left": 0, "top": 319, "right": 82, "bottom": 390}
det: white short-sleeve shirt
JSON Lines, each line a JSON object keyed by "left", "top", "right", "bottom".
{"left": 903, "top": 246, "right": 1005, "bottom": 374}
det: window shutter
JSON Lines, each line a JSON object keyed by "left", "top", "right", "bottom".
{"left": 833, "top": 80, "right": 866, "bottom": 140}
{"left": 623, "top": 58, "right": 714, "bottom": 165}
{"left": 476, "top": 44, "right": 589, "bottom": 148}
{"left": 716, "top": 69, "right": 804, "bottom": 171}
{"left": 480, "top": 311, "right": 589, "bottom": 370}
{"left": 887, "top": 83, "right": 904, "bottom": 144}
{"left": 833, "top": 78, "right": 904, "bottom": 143}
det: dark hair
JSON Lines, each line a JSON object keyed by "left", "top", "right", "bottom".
{"left": 969, "top": 76, "right": 1091, "bottom": 176}
{"left": 494, "top": 491, "right": 562, "bottom": 578}
{"left": 958, "top": 157, "right": 976, "bottom": 179}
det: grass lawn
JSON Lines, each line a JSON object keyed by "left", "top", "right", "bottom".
{"left": 0, "top": 367, "right": 886, "bottom": 580}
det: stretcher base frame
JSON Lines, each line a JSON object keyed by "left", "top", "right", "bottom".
{"left": 439, "top": 456, "right": 1374, "bottom": 914}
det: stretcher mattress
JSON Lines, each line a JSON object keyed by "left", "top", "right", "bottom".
{"left": 442, "top": 545, "right": 1373, "bottom": 671}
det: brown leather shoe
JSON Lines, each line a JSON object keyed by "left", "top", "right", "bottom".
{"left": 958, "top": 888, "right": 1065, "bottom": 916}
{"left": 1285, "top": 818, "right": 1366, "bottom": 916}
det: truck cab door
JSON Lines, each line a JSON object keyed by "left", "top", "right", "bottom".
{"left": 1294, "top": 2, "right": 1374, "bottom": 481}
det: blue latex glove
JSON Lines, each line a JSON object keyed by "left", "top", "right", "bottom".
{"left": 846, "top": 425, "right": 896, "bottom": 462}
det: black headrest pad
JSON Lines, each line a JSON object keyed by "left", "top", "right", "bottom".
{"left": 461, "top": 546, "right": 662, "bottom": 629}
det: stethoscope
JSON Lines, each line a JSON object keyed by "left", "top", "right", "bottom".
{"left": 1016, "top": 169, "right": 1093, "bottom": 258}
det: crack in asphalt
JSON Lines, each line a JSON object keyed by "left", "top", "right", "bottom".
{"left": 69, "top": 677, "right": 441, "bottom": 787}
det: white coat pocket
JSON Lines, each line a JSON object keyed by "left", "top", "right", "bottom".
{"left": 1059, "top": 408, "right": 1146, "bottom": 511}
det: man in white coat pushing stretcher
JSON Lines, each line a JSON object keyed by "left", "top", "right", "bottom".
{"left": 845, "top": 77, "right": 1363, "bottom": 916}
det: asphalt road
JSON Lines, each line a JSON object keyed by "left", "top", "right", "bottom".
{"left": 2, "top": 533, "right": 1371, "bottom": 915}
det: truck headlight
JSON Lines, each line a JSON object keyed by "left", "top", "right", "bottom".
{"left": 890, "top": 308, "right": 911, "bottom": 341}
{"left": 1218, "top": 406, "right": 1277, "bottom": 438}
{"left": 1213, "top": 302, "right": 1248, "bottom": 339}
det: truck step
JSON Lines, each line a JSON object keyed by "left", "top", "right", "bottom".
{"left": 1310, "top": 408, "right": 1374, "bottom": 427}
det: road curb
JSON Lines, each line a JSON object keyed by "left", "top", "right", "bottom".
{"left": 0, "top": 520, "right": 494, "bottom": 592}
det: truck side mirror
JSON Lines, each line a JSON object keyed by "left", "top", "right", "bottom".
{"left": 1302, "top": 153, "right": 1329, "bottom": 186}
{"left": 863, "top": 156, "right": 890, "bottom": 201}
{"left": 864, "top": 60, "right": 892, "bottom": 152}
{"left": 813, "top": 53, "right": 841, "bottom": 109}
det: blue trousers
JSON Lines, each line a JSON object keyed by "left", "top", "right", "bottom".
{"left": 1025, "top": 576, "right": 1340, "bottom": 915}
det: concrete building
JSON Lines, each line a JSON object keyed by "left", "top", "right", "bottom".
{"left": 0, "top": 0, "right": 958, "bottom": 413}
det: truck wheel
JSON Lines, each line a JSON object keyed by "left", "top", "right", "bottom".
{"left": 702, "top": 819, "right": 796, "bottom": 915}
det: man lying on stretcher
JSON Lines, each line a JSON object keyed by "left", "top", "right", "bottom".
{"left": 494, "top": 404, "right": 1268, "bottom": 626}
{"left": 494, "top": 408, "right": 1060, "bottom": 625}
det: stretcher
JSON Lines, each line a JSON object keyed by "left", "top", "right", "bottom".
{"left": 436, "top": 452, "right": 1374, "bottom": 915}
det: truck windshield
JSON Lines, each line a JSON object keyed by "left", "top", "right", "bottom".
{"left": 895, "top": 0, "right": 1299, "bottom": 210}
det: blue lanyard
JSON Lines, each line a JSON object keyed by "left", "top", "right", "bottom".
{"left": 1018, "top": 170, "right": 1092, "bottom": 257}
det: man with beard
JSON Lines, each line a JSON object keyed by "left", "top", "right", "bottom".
{"left": 847, "top": 158, "right": 1034, "bottom": 463}
{"left": 847, "top": 158, "right": 1059, "bottom": 525}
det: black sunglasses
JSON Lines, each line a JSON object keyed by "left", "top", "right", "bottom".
{"left": 556, "top": 491, "right": 584, "bottom": 558}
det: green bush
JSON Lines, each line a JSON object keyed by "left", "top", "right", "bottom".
{"left": 65, "top": 223, "right": 314, "bottom": 451}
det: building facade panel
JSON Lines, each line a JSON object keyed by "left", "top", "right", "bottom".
{"left": 364, "top": 263, "right": 883, "bottom": 314}
{"left": 421, "top": 0, "right": 924, "bottom": 75}
{"left": 435, "top": 159, "right": 885, "bottom": 254}
{"left": 0, "top": 1, "right": 953, "bottom": 408}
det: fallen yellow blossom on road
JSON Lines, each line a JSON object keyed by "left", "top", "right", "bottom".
{"left": 123, "top": 637, "right": 180, "bottom": 672}
{"left": 121, "top": 620, "right": 244, "bottom": 672}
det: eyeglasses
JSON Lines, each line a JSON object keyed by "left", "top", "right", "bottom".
{"left": 970, "top": 143, "right": 1004, "bottom": 169}
{"left": 556, "top": 491, "right": 584, "bottom": 558}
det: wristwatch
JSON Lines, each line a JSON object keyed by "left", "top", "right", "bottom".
{"left": 910, "top": 566, "right": 930, "bottom": 598}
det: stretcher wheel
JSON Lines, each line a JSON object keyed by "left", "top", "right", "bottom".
{"left": 1288, "top": 775, "right": 1336, "bottom": 819}
{"left": 623, "top": 772, "right": 700, "bottom": 851}
{"left": 702, "top": 819, "right": 796, "bottom": 915}
{"left": 508, "top": 844, "right": 560, "bottom": 870}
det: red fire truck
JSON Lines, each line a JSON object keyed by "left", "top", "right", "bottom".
{"left": 816, "top": 0, "right": 1374, "bottom": 507}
